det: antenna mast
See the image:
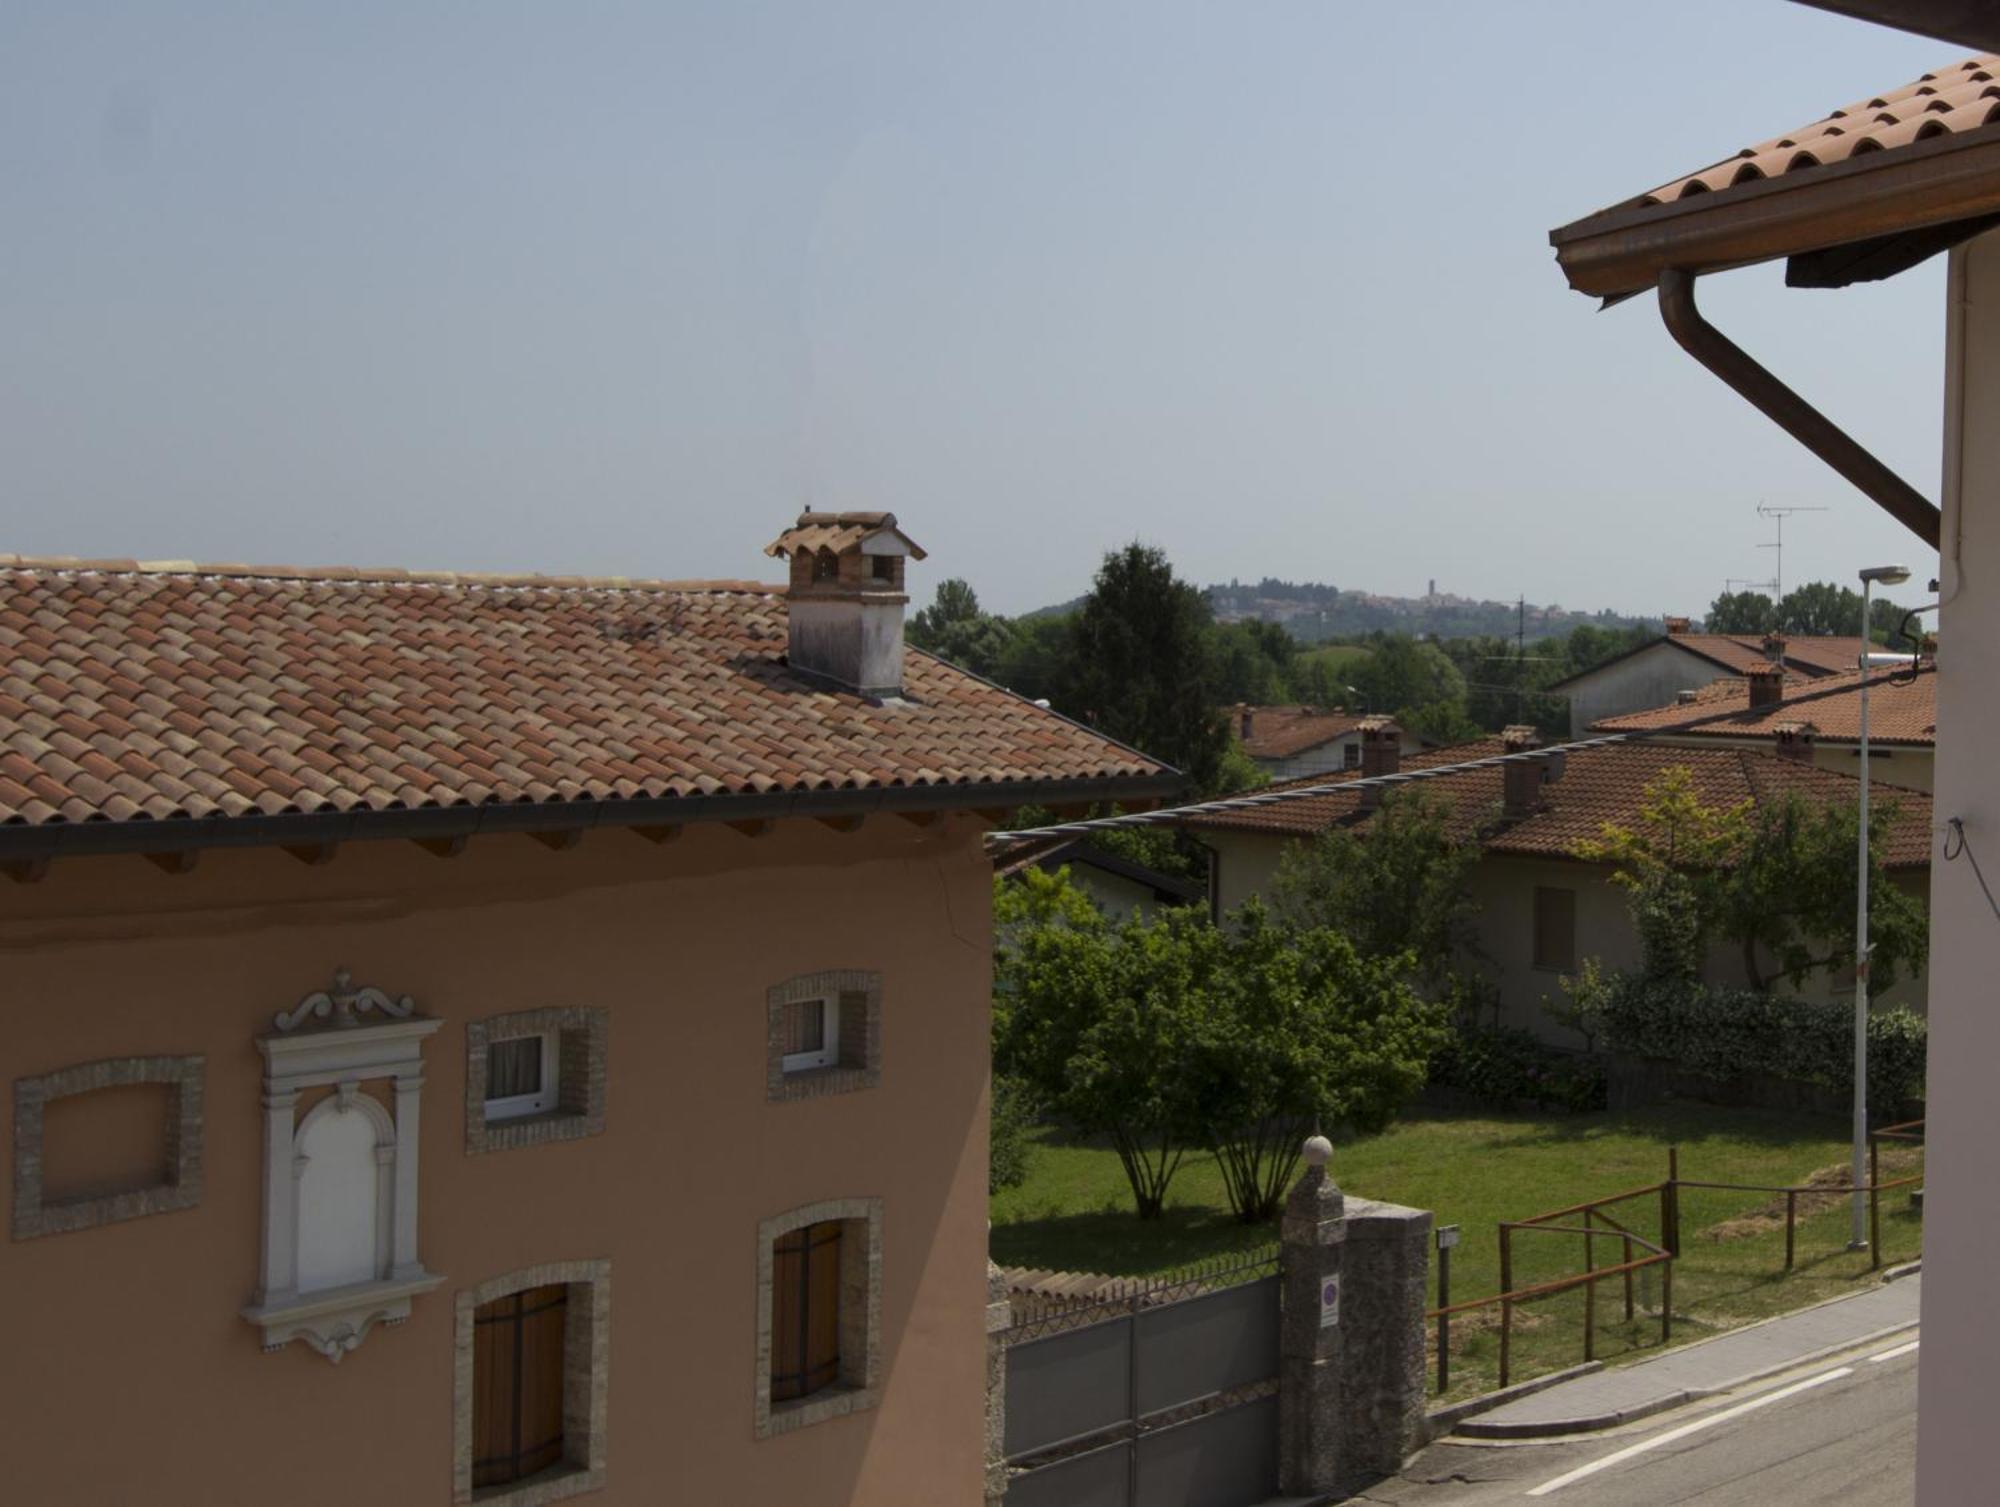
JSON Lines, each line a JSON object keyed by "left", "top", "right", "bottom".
{"left": 1754, "top": 503, "right": 1828, "bottom": 604}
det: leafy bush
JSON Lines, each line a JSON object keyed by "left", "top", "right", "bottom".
{"left": 1598, "top": 975, "right": 1926, "bottom": 1109}
{"left": 1427, "top": 1024, "right": 1607, "bottom": 1114}
{"left": 989, "top": 1075, "right": 1036, "bottom": 1193}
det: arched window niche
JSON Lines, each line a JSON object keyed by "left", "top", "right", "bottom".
{"left": 242, "top": 969, "right": 444, "bottom": 1363}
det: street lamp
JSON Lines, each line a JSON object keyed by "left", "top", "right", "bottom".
{"left": 1851, "top": 563, "right": 1910, "bottom": 1250}
{"left": 1345, "top": 684, "right": 1367, "bottom": 715}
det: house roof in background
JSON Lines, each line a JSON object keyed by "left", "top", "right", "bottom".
{"left": 1552, "top": 632, "right": 1865, "bottom": 688}
{"left": 987, "top": 833, "right": 1205, "bottom": 904}
{"left": 0, "top": 558, "right": 1173, "bottom": 852}
{"left": 1231, "top": 704, "right": 1368, "bottom": 760}
{"left": 1793, "top": 2, "right": 2000, "bottom": 51}
{"left": 1181, "top": 737, "right": 1931, "bottom": 867}
{"left": 1594, "top": 663, "right": 1937, "bottom": 746}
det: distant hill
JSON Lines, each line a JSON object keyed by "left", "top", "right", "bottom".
{"left": 1022, "top": 578, "right": 1658, "bottom": 642}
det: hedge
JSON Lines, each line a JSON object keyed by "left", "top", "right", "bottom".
{"left": 1598, "top": 976, "right": 1926, "bottom": 1110}
{"left": 1427, "top": 1024, "right": 1608, "bottom": 1115}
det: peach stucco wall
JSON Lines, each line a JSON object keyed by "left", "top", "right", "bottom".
{"left": 0, "top": 814, "right": 994, "bottom": 1506}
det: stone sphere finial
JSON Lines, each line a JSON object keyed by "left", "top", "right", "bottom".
{"left": 1302, "top": 1134, "right": 1334, "bottom": 1167}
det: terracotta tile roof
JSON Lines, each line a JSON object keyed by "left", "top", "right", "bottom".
{"left": 1555, "top": 633, "right": 1864, "bottom": 689}
{"left": 0, "top": 558, "right": 1170, "bottom": 841}
{"left": 1594, "top": 664, "right": 1936, "bottom": 746}
{"left": 1231, "top": 704, "right": 1368, "bottom": 760}
{"left": 1182, "top": 738, "right": 1931, "bottom": 869}
{"left": 1641, "top": 56, "right": 2000, "bottom": 207}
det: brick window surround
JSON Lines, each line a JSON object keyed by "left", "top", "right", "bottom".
{"left": 753, "top": 1198, "right": 883, "bottom": 1439}
{"left": 465, "top": 1009, "right": 608, "bottom": 1155}
{"left": 766, "top": 971, "right": 881, "bottom": 1103}
{"left": 453, "top": 1259, "right": 611, "bottom": 1506}
{"left": 11, "top": 1055, "right": 204, "bottom": 1241}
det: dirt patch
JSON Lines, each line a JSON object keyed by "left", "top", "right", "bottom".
{"left": 1699, "top": 1148, "right": 1922, "bottom": 1243}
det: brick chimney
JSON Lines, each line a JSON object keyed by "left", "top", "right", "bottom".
{"left": 1501, "top": 725, "right": 1555, "bottom": 818}
{"left": 1239, "top": 706, "right": 1255, "bottom": 741}
{"left": 1772, "top": 721, "right": 1818, "bottom": 763}
{"left": 1357, "top": 716, "right": 1401, "bottom": 808}
{"left": 765, "top": 511, "right": 926, "bottom": 697}
{"left": 1746, "top": 665, "right": 1785, "bottom": 710}
{"left": 1664, "top": 616, "right": 1691, "bottom": 636}
{"left": 1761, "top": 632, "right": 1787, "bottom": 665}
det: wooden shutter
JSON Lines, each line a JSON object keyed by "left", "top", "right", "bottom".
{"left": 472, "top": 1284, "right": 568, "bottom": 1488}
{"left": 1533, "top": 887, "right": 1576, "bottom": 971}
{"left": 770, "top": 1221, "right": 844, "bottom": 1402}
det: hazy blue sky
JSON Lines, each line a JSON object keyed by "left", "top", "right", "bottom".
{"left": 1, "top": 2, "right": 1956, "bottom": 617}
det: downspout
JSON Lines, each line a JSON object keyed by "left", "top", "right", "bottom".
{"left": 1656, "top": 268, "right": 1942, "bottom": 550}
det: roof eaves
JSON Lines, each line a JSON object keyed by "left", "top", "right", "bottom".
{"left": 1550, "top": 121, "right": 2000, "bottom": 299}
{"left": 0, "top": 770, "right": 1190, "bottom": 864}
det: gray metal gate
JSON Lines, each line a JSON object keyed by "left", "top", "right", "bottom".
{"left": 1001, "top": 1254, "right": 1280, "bottom": 1507}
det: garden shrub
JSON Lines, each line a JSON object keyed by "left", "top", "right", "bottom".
{"left": 989, "top": 1074, "right": 1036, "bottom": 1193}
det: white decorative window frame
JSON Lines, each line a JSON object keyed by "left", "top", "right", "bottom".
{"left": 780, "top": 995, "right": 840, "bottom": 1073}
{"left": 11, "top": 1055, "right": 205, "bottom": 1241}
{"left": 452, "top": 1258, "right": 612, "bottom": 1506}
{"left": 465, "top": 1008, "right": 609, "bottom": 1155}
{"left": 765, "top": 971, "right": 881, "bottom": 1103}
{"left": 484, "top": 1029, "right": 561, "bottom": 1121}
{"left": 753, "top": 1197, "right": 884, "bottom": 1439}
{"left": 242, "top": 969, "right": 444, "bottom": 1363}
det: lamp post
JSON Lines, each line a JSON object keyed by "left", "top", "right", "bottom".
{"left": 1851, "top": 563, "right": 1910, "bottom": 1250}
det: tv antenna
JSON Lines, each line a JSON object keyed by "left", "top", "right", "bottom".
{"left": 1755, "top": 503, "right": 1827, "bottom": 603}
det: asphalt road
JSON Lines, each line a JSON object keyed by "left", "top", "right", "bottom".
{"left": 1343, "top": 1340, "right": 1916, "bottom": 1507}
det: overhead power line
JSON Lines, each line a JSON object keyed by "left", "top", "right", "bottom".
{"left": 999, "top": 668, "right": 1926, "bottom": 844}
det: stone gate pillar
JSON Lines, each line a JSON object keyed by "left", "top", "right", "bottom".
{"left": 985, "top": 1258, "right": 1011, "bottom": 1506}
{"left": 1278, "top": 1137, "right": 1433, "bottom": 1493}
{"left": 1278, "top": 1135, "right": 1347, "bottom": 1493}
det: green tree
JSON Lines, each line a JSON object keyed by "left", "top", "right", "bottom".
{"left": 1347, "top": 635, "right": 1466, "bottom": 721}
{"left": 1706, "top": 590, "right": 1778, "bottom": 635}
{"left": 1573, "top": 766, "right": 1748, "bottom": 983}
{"left": 1210, "top": 619, "right": 1299, "bottom": 705}
{"left": 1060, "top": 543, "right": 1230, "bottom": 793}
{"left": 1187, "top": 901, "right": 1445, "bottom": 1221}
{"left": 993, "top": 871, "right": 1211, "bottom": 1218}
{"left": 1777, "top": 581, "right": 1863, "bottom": 637}
{"left": 1719, "top": 791, "right": 1929, "bottom": 993}
{"left": 907, "top": 578, "right": 1020, "bottom": 680}
{"left": 1270, "top": 788, "right": 1483, "bottom": 990}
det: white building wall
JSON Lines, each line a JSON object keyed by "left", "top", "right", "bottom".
{"left": 1564, "top": 642, "right": 1735, "bottom": 735}
{"left": 1916, "top": 232, "right": 2000, "bottom": 1507}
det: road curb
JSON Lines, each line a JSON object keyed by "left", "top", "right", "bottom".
{"left": 1426, "top": 1361, "right": 1604, "bottom": 1437}
{"left": 1451, "top": 1315, "right": 1921, "bottom": 1439}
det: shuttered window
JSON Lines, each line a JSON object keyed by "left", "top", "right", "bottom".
{"left": 472, "top": 1284, "right": 568, "bottom": 1489}
{"left": 1533, "top": 886, "right": 1577, "bottom": 972}
{"left": 770, "top": 1221, "right": 843, "bottom": 1402}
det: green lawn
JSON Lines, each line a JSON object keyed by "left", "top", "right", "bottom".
{"left": 991, "top": 1105, "right": 1924, "bottom": 1401}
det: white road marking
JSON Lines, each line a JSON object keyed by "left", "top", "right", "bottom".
{"left": 1869, "top": 1339, "right": 1920, "bottom": 1363}
{"left": 1524, "top": 1366, "right": 1856, "bottom": 1496}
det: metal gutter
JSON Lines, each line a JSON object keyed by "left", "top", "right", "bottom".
{"left": 1657, "top": 269, "right": 1943, "bottom": 550}
{"left": 0, "top": 771, "right": 1188, "bottom": 863}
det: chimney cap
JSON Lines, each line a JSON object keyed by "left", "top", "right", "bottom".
{"left": 1500, "top": 723, "right": 1542, "bottom": 750}
{"left": 1357, "top": 715, "right": 1401, "bottom": 735}
{"left": 765, "top": 511, "right": 928, "bottom": 562}
{"left": 1664, "top": 616, "right": 1691, "bottom": 636}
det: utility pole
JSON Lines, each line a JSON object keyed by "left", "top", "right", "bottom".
{"left": 1516, "top": 596, "right": 1527, "bottom": 722}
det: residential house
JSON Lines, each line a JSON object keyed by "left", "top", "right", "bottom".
{"left": 1183, "top": 725, "right": 1931, "bottom": 1040}
{"left": 1229, "top": 704, "right": 1422, "bottom": 780}
{"left": 0, "top": 513, "right": 1176, "bottom": 1507}
{"left": 989, "top": 835, "right": 1205, "bottom": 921}
{"left": 1552, "top": 620, "right": 1868, "bottom": 735}
{"left": 1543, "top": 14, "right": 2000, "bottom": 1499}
{"left": 1593, "top": 662, "right": 1937, "bottom": 792}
